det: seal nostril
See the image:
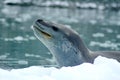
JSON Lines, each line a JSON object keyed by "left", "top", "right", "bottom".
{"left": 52, "top": 26, "right": 58, "bottom": 31}
{"left": 37, "top": 19, "right": 43, "bottom": 22}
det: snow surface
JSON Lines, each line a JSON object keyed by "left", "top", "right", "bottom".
{"left": 0, "top": 56, "right": 120, "bottom": 80}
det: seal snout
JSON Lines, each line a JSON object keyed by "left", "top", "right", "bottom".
{"left": 36, "top": 19, "right": 43, "bottom": 23}
{"left": 35, "top": 19, "right": 45, "bottom": 29}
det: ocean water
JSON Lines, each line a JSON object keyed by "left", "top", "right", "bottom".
{"left": 0, "top": 0, "right": 120, "bottom": 69}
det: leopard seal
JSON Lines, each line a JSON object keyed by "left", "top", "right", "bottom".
{"left": 32, "top": 19, "right": 120, "bottom": 67}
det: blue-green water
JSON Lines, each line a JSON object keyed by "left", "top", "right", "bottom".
{"left": 0, "top": 0, "right": 120, "bottom": 69}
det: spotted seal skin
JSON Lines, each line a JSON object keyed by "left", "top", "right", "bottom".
{"left": 32, "top": 19, "right": 120, "bottom": 67}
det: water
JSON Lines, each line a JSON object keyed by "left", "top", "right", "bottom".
{"left": 0, "top": 0, "right": 120, "bottom": 69}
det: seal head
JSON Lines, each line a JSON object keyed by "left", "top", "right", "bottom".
{"left": 32, "top": 19, "right": 93, "bottom": 67}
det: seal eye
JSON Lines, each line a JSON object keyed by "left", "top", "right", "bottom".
{"left": 52, "top": 26, "right": 58, "bottom": 31}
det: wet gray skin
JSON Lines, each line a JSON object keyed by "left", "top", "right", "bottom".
{"left": 32, "top": 19, "right": 120, "bottom": 67}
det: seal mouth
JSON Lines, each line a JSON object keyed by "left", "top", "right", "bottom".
{"left": 33, "top": 25, "right": 52, "bottom": 39}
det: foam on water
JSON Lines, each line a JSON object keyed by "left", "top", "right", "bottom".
{"left": 4, "top": 0, "right": 120, "bottom": 11}
{"left": 92, "top": 33, "right": 105, "bottom": 37}
{"left": 117, "top": 35, "right": 120, "bottom": 39}
{"left": 89, "top": 41, "right": 120, "bottom": 50}
{"left": 4, "top": 0, "right": 105, "bottom": 10}
{"left": 4, "top": 0, "right": 21, "bottom": 4}
{"left": 2, "top": 36, "right": 36, "bottom": 42}
{"left": 0, "top": 56, "right": 120, "bottom": 80}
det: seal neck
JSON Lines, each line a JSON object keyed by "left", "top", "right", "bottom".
{"left": 78, "top": 38, "right": 93, "bottom": 63}
{"left": 67, "top": 33, "right": 92, "bottom": 63}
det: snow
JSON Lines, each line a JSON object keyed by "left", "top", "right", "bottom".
{"left": 0, "top": 56, "right": 120, "bottom": 80}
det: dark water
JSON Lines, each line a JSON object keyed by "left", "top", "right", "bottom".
{"left": 0, "top": 0, "right": 120, "bottom": 69}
